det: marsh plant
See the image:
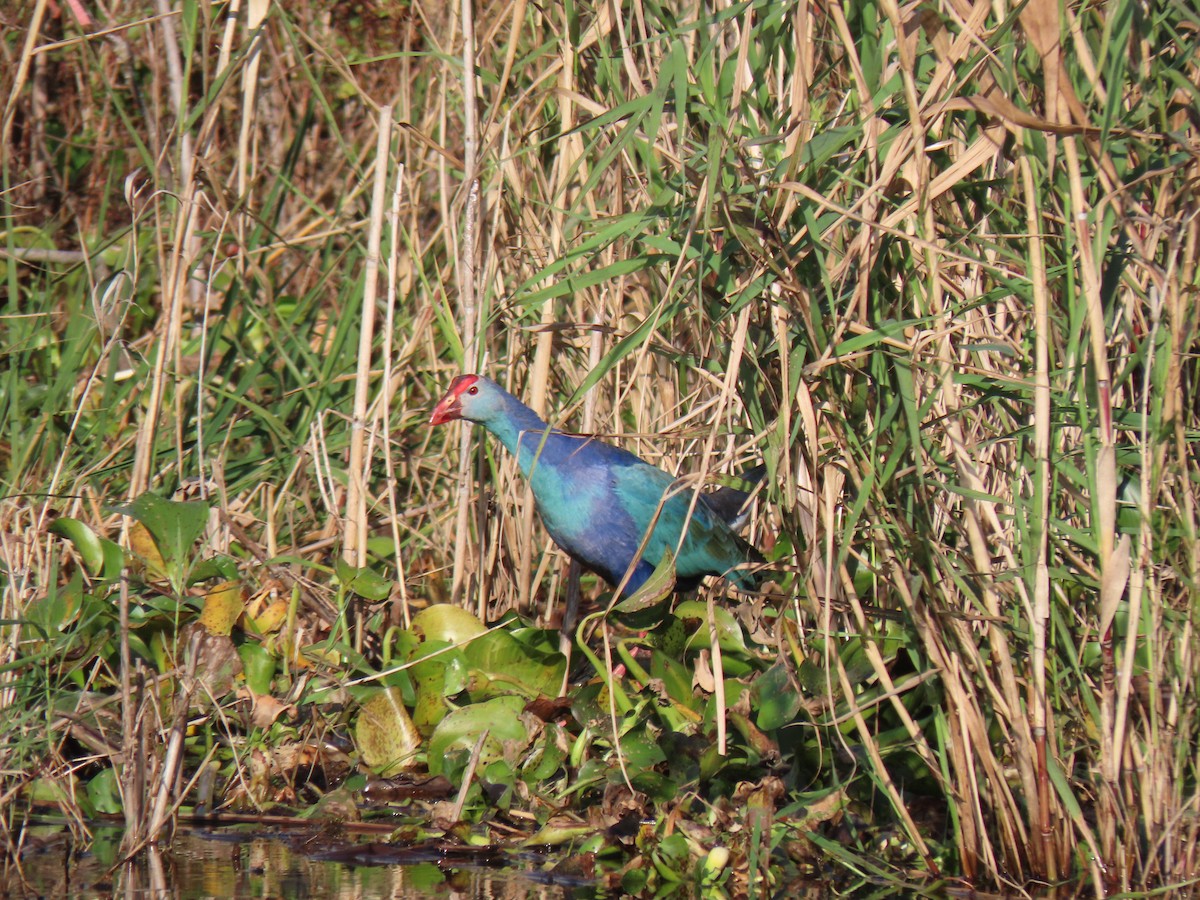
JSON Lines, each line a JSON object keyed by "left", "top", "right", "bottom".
{"left": 1, "top": 0, "right": 1197, "bottom": 893}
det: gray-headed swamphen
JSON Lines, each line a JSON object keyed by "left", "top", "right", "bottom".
{"left": 430, "top": 374, "right": 764, "bottom": 595}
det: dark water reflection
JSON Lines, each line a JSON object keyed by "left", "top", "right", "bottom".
{"left": 5, "top": 825, "right": 602, "bottom": 899}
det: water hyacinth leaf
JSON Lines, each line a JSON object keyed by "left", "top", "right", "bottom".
{"left": 482, "top": 759, "right": 516, "bottom": 809}
{"left": 382, "top": 627, "right": 420, "bottom": 667}
{"left": 411, "top": 604, "right": 487, "bottom": 645}
{"left": 426, "top": 695, "right": 528, "bottom": 777}
{"left": 86, "top": 767, "right": 122, "bottom": 815}
{"left": 462, "top": 628, "right": 566, "bottom": 701}
{"left": 355, "top": 687, "right": 421, "bottom": 775}
{"left": 619, "top": 729, "right": 668, "bottom": 770}
{"left": 649, "top": 648, "right": 698, "bottom": 710}
{"left": 501, "top": 620, "right": 562, "bottom": 657}
{"left": 646, "top": 616, "right": 687, "bottom": 657}
{"left": 410, "top": 641, "right": 470, "bottom": 735}
{"left": 522, "top": 724, "right": 567, "bottom": 782}
{"left": 676, "top": 600, "right": 747, "bottom": 654}
{"left": 411, "top": 641, "right": 471, "bottom": 696}
{"left": 631, "top": 770, "right": 678, "bottom": 804}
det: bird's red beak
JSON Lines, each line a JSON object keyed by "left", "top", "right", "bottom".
{"left": 430, "top": 375, "right": 481, "bottom": 425}
{"left": 429, "top": 390, "right": 462, "bottom": 425}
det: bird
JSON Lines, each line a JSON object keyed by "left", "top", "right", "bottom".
{"left": 430, "top": 374, "right": 764, "bottom": 596}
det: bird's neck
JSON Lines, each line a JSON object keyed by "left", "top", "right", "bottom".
{"left": 483, "top": 399, "right": 557, "bottom": 476}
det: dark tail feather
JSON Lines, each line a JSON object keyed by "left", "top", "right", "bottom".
{"left": 702, "top": 463, "right": 767, "bottom": 532}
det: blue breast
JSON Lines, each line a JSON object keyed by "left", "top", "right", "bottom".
{"left": 520, "top": 432, "right": 654, "bottom": 588}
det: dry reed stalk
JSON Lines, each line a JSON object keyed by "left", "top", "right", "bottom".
{"left": 381, "top": 164, "right": 412, "bottom": 627}
{"left": 117, "top": 579, "right": 142, "bottom": 848}
{"left": 1021, "top": 153, "right": 1058, "bottom": 880}
{"left": 235, "top": 0, "right": 270, "bottom": 204}
{"left": 127, "top": 1, "right": 191, "bottom": 501}
{"left": 0, "top": 0, "right": 48, "bottom": 153}
{"left": 450, "top": 0, "right": 482, "bottom": 610}
{"left": 345, "top": 105, "right": 393, "bottom": 569}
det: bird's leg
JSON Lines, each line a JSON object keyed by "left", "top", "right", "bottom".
{"left": 559, "top": 559, "right": 583, "bottom": 695}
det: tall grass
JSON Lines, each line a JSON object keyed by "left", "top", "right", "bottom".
{"left": 2, "top": 0, "right": 1197, "bottom": 890}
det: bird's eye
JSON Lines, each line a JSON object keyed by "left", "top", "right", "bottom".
{"left": 468, "top": 386, "right": 479, "bottom": 395}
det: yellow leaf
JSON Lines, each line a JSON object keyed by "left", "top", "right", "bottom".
{"left": 1098, "top": 534, "right": 1131, "bottom": 637}
{"left": 356, "top": 687, "right": 422, "bottom": 775}
{"left": 252, "top": 598, "right": 290, "bottom": 635}
{"left": 128, "top": 521, "right": 166, "bottom": 580}
{"left": 198, "top": 581, "right": 245, "bottom": 636}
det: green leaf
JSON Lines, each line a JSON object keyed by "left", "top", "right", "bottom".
{"left": 566, "top": 296, "right": 684, "bottom": 409}
{"left": 24, "top": 571, "right": 84, "bottom": 639}
{"left": 648, "top": 647, "right": 696, "bottom": 710}
{"left": 335, "top": 559, "right": 394, "bottom": 602}
{"left": 48, "top": 520, "right": 121, "bottom": 585}
{"left": 675, "top": 600, "right": 747, "bottom": 653}
{"left": 409, "top": 639, "right": 470, "bottom": 735}
{"left": 613, "top": 549, "right": 676, "bottom": 614}
{"left": 426, "top": 695, "right": 528, "bottom": 777}
{"left": 411, "top": 604, "right": 487, "bottom": 644}
{"left": 86, "top": 767, "right": 123, "bottom": 815}
{"left": 237, "top": 642, "right": 277, "bottom": 695}
{"left": 515, "top": 254, "right": 671, "bottom": 307}
{"left": 752, "top": 662, "right": 802, "bottom": 731}
{"left": 522, "top": 724, "right": 567, "bottom": 782}
{"left": 189, "top": 556, "right": 239, "bottom": 584}
{"left": 462, "top": 628, "right": 566, "bottom": 701}
{"left": 49, "top": 518, "right": 109, "bottom": 578}
{"left": 619, "top": 728, "right": 668, "bottom": 770}
{"left": 110, "top": 493, "right": 209, "bottom": 573}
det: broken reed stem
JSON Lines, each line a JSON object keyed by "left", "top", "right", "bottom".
{"left": 345, "top": 105, "right": 393, "bottom": 569}
{"left": 118, "top": 578, "right": 141, "bottom": 849}
{"left": 451, "top": 0, "right": 481, "bottom": 609}
{"left": 147, "top": 635, "right": 199, "bottom": 840}
{"left": 128, "top": 0, "right": 194, "bottom": 500}
{"left": 1021, "top": 152, "right": 1057, "bottom": 881}
{"left": 235, "top": 0, "right": 269, "bottom": 203}
{"left": 522, "top": 3, "right": 578, "bottom": 615}
{"left": 382, "top": 164, "right": 412, "bottom": 628}
{"left": 450, "top": 729, "right": 489, "bottom": 822}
